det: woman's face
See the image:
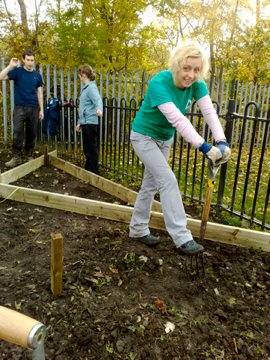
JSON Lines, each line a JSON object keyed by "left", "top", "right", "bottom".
{"left": 78, "top": 73, "right": 89, "bottom": 84}
{"left": 174, "top": 57, "right": 202, "bottom": 89}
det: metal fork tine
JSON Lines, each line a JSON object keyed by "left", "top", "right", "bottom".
{"left": 188, "top": 253, "right": 206, "bottom": 278}
{"left": 195, "top": 254, "right": 199, "bottom": 274}
{"left": 183, "top": 253, "right": 206, "bottom": 278}
{"left": 184, "top": 257, "right": 188, "bottom": 274}
{"left": 200, "top": 254, "right": 205, "bottom": 276}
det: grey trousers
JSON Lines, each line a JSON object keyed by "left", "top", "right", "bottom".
{"left": 129, "top": 131, "right": 193, "bottom": 247}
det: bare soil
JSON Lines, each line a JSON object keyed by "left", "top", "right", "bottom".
{"left": 0, "top": 149, "right": 270, "bottom": 360}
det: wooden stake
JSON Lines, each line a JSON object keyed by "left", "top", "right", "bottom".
{"left": 50, "top": 233, "right": 63, "bottom": 295}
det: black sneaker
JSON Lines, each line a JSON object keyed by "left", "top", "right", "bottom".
{"left": 131, "top": 234, "right": 159, "bottom": 247}
{"left": 177, "top": 240, "right": 204, "bottom": 255}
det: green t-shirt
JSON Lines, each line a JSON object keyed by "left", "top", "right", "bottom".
{"left": 132, "top": 70, "right": 209, "bottom": 141}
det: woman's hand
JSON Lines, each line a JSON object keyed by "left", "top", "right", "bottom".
{"left": 199, "top": 141, "right": 222, "bottom": 166}
{"left": 96, "top": 109, "right": 103, "bottom": 117}
{"left": 216, "top": 141, "right": 231, "bottom": 164}
{"left": 76, "top": 124, "right": 81, "bottom": 133}
{"left": 199, "top": 141, "right": 231, "bottom": 166}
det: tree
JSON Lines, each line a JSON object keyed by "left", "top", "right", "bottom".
{"left": 227, "top": 23, "right": 270, "bottom": 83}
{"left": 154, "top": 0, "right": 270, "bottom": 85}
{"left": 45, "top": 0, "right": 166, "bottom": 70}
{"left": 0, "top": 0, "right": 270, "bottom": 83}
{"left": 0, "top": 0, "right": 49, "bottom": 59}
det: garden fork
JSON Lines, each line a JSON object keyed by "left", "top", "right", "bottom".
{"left": 186, "top": 160, "right": 220, "bottom": 277}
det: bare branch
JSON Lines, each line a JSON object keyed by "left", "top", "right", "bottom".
{"left": 3, "top": 0, "right": 16, "bottom": 27}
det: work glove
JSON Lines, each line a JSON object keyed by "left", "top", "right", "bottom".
{"left": 199, "top": 141, "right": 222, "bottom": 166}
{"left": 215, "top": 141, "right": 231, "bottom": 165}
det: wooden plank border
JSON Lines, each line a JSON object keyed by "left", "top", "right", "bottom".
{"left": 0, "top": 151, "right": 57, "bottom": 185}
{"left": 48, "top": 154, "right": 162, "bottom": 212}
{"left": 0, "top": 183, "right": 270, "bottom": 252}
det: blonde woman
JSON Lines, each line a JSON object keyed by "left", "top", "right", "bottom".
{"left": 129, "top": 43, "right": 231, "bottom": 255}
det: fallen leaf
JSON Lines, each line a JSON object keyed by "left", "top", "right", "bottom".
{"left": 139, "top": 255, "right": 148, "bottom": 263}
{"left": 165, "top": 321, "right": 175, "bottom": 333}
{"left": 15, "top": 301, "right": 22, "bottom": 310}
{"left": 29, "top": 228, "right": 39, "bottom": 234}
{"left": 154, "top": 299, "right": 165, "bottom": 310}
{"left": 85, "top": 277, "right": 99, "bottom": 284}
{"left": 228, "top": 297, "right": 236, "bottom": 305}
{"left": 109, "top": 267, "right": 118, "bottom": 274}
{"left": 214, "top": 288, "right": 220, "bottom": 296}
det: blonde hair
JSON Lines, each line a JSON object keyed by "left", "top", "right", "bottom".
{"left": 169, "top": 43, "right": 209, "bottom": 79}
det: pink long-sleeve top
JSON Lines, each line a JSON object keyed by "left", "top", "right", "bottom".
{"left": 158, "top": 95, "right": 226, "bottom": 147}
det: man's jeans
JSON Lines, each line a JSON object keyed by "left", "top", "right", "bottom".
{"left": 129, "top": 131, "right": 193, "bottom": 247}
{"left": 12, "top": 106, "right": 39, "bottom": 156}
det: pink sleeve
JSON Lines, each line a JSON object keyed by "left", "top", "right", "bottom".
{"left": 158, "top": 102, "right": 204, "bottom": 147}
{"left": 197, "top": 95, "right": 226, "bottom": 142}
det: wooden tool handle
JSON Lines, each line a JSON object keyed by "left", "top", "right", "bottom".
{"left": 0, "top": 306, "right": 40, "bottom": 348}
{"left": 199, "top": 180, "right": 214, "bottom": 241}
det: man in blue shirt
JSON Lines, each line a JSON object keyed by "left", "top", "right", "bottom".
{"left": 0, "top": 49, "right": 44, "bottom": 167}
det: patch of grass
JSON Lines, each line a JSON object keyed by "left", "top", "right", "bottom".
{"left": 123, "top": 251, "right": 145, "bottom": 272}
{"left": 214, "top": 212, "right": 243, "bottom": 227}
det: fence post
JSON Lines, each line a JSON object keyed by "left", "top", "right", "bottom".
{"left": 217, "top": 99, "right": 235, "bottom": 209}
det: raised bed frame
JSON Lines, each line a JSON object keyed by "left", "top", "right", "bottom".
{"left": 0, "top": 150, "right": 269, "bottom": 252}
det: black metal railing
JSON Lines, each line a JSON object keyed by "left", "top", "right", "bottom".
{"left": 37, "top": 97, "right": 270, "bottom": 230}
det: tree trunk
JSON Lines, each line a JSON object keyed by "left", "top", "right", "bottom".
{"left": 17, "top": 0, "right": 29, "bottom": 34}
